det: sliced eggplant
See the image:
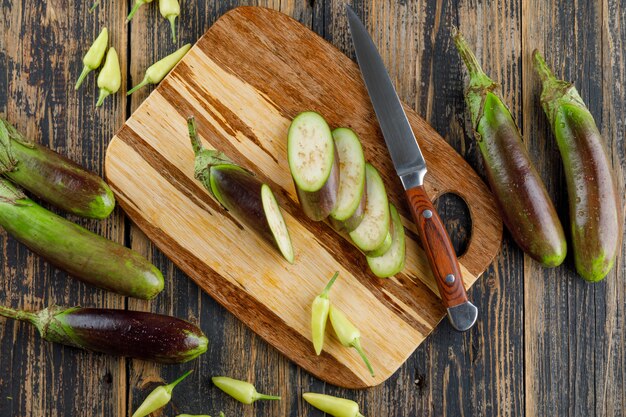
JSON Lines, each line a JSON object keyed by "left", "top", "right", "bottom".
{"left": 288, "top": 112, "right": 338, "bottom": 220}
{"left": 367, "top": 204, "right": 406, "bottom": 278}
{"left": 364, "top": 230, "right": 392, "bottom": 258}
{"left": 349, "top": 164, "right": 390, "bottom": 252}
{"left": 329, "top": 128, "right": 366, "bottom": 231}
{"left": 188, "top": 118, "right": 294, "bottom": 263}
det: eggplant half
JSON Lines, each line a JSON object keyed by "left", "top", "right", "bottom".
{"left": 188, "top": 117, "right": 294, "bottom": 263}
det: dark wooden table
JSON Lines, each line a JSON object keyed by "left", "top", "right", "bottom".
{"left": 1, "top": 1, "right": 624, "bottom": 416}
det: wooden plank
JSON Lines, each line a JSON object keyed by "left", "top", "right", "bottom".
{"left": 522, "top": 0, "right": 626, "bottom": 416}
{"left": 0, "top": 1, "right": 128, "bottom": 416}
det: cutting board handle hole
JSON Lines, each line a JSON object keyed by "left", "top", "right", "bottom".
{"left": 432, "top": 192, "right": 472, "bottom": 257}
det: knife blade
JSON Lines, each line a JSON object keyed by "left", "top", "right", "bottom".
{"left": 346, "top": 5, "right": 477, "bottom": 331}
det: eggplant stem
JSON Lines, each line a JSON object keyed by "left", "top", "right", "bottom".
{"left": 532, "top": 50, "right": 557, "bottom": 84}
{"left": 321, "top": 271, "right": 339, "bottom": 298}
{"left": 165, "top": 369, "right": 193, "bottom": 393}
{"left": 0, "top": 305, "right": 37, "bottom": 324}
{"left": 352, "top": 338, "right": 375, "bottom": 377}
{"left": 187, "top": 116, "right": 204, "bottom": 154}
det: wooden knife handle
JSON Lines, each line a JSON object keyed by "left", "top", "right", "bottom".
{"left": 406, "top": 185, "right": 468, "bottom": 308}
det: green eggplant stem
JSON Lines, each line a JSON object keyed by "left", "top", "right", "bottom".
{"left": 352, "top": 339, "right": 375, "bottom": 377}
{"left": 127, "top": 77, "right": 150, "bottom": 96}
{"left": 187, "top": 117, "right": 203, "bottom": 155}
{"left": 452, "top": 29, "right": 493, "bottom": 89}
{"left": 166, "top": 370, "right": 193, "bottom": 393}
{"left": 0, "top": 305, "right": 37, "bottom": 323}
{"left": 532, "top": 50, "right": 558, "bottom": 84}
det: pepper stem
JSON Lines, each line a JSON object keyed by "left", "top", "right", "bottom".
{"left": 164, "top": 370, "right": 193, "bottom": 394}
{"left": 254, "top": 393, "right": 281, "bottom": 401}
{"left": 75, "top": 66, "right": 91, "bottom": 90}
{"left": 127, "top": 77, "right": 150, "bottom": 95}
{"left": 352, "top": 338, "right": 375, "bottom": 377}
{"left": 320, "top": 271, "right": 339, "bottom": 298}
{"left": 89, "top": 0, "right": 101, "bottom": 12}
{"left": 96, "top": 89, "right": 110, "bottom": 107}
{"left": 126, "top": 0, "right": 145, "bottom": 22}
{"left": 0, "top": 305, "right": 38, "bottom": 324}
{"left": 168, "top": 16, "right": 178, "bottom": 43}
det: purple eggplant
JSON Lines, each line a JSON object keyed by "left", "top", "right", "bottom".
{"left": 188, "top": 117, "right": 294, "bottom": 263}
{"left": 0, "top": 305, "right": 208, "bottom": 363}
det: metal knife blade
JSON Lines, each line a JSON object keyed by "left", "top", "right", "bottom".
{"left": 346, "top": 5, "right": 426, "bottom": 190}
{"left": 347, "top": 5, "right": 477, "bottom": 332}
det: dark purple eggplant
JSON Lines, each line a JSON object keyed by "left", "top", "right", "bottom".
{"left": 288, "top": 112, "right": 339, "bottom": 221}
{"left": 0, "top": 305, "right": 208, "bottom": 363}
{"left": 0, "top": 118, "right": 115, "bottom": 219}
{"left": 188, "top": 117, "right": 294, "bottom": 263}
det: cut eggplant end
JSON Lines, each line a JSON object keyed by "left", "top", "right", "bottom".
{"left": 261, "top": 184, "right": 294, "bottom": 263}
{"left": 288, "top": 112, "right": 335, "bottom": 192}
{"left": 349, "top": 164, "right": 390, "bottom": 252}
{"left": 367, "top": 204, "right": 406, "bottom": 278}
{"left": 330, "top": 127, "right": 366, "bottom": 221}
{"left": 364, "top": 230, "right": 392, "bottom": 258}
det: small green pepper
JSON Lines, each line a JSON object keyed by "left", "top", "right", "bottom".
{"left": 159, "top": 0, "right": 180, "bottom": 42}
{"left": 329, "top": 305, "right": 374, "bottom": 377}
{"left": 127, "top": 0, "right": 154, "bottom": 22}
{"left": 75, "top": 27, "right": 108, "bottom": 90}
{"left": 311, "top": 271, "right": 339, "bottom": 355}
{"left": 132, "top": 370, "right": 192, "bottom": 417}
{"left": 212, "top": 376, "right": 280, "bottom": 404}
{"left": 303, "top": 393, "right": 365, "bottom": 417}
{"left": 96, "top": 47, "right": 121, "bottom": 107}
{"left": 127, "top": 44, "right": 191, "bottom": 95}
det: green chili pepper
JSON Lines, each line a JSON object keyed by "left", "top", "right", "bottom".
{"left": 127, "top": 44, "right": 191, "bottom": 95}
{"left": 311, "top": 271, "right": 339, "bottom": 355}
{"left": 96, "top": 47, "right": 121, "bottom": 107}
{"left": 329, "top": 305, "right": 374, "bottom": 377}
{"left": 127, "top": 0, "right": 154, "bottom": 22}
{"left": 212, "top": 376, "right": 281, "bottom": 404}
{"left": 75, "top": 27, "right": 108, "bottom": 90}
{"left": 131, "top": 370, "right": 192, "bottom": 417}
{"left": 158, "top": 0, "right": 180, "bottom": 42}
{"left": 303, "top": 393, "right": 365, "bottom": 417}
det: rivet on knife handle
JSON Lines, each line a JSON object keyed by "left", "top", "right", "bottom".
{"left": 405, "top": 185, "right": 477, "bottom": 331}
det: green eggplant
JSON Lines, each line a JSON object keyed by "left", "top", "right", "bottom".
{"left": 453, "top": 30, "right": 566, "bottom": 267}
{"left": 0, "top": 118, "right": 115, "bottom": 219}
{"left": 533, "top": 50, "right": 622, "bottom": 282}
{"left": 0, "top": 179, "right": 163, "bottom": 299}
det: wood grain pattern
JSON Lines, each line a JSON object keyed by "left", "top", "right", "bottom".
{"left": 104, "top": 6, "right": 501, "bottom": 388}
{"left": 1, "top": 0, "right": 625, "bottom": 416}
{"left": 406, "top": 185, "right": 468, "bottom": 308}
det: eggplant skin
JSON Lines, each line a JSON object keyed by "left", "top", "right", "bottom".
{"left": 210, "top": 165, "right": 278, "bottom": 244}
{"left": 41, "top": 307, "right": 208, "bottom": 363}
{"left": 0, "top": 180, "right": 164, "bottom": 299}
{"left": 477, "top": 93, "right": 567, "bottom": 267}
{"left": 0, "top": 120, "right": 115, "bottom": 219}
{"left": 553, "top": 105, "right": 621, "bottom": 281}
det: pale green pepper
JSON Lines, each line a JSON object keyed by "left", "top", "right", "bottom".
{"left": 96, "top": 47, "right": 121, "bottom": 107}
{"left": 212, "top": 376, "right": 280, "bottom": 404}
{"left": 131, "top": 370, "right": 192, "bottom": 417}
{"left": 329, "top": 305, "right": 374, "bottom": 377}
{"left": 75, "top": 27, "right": 108, "bottom": 90}
{"left": 159, "top": 0, "right": 180, "bottom": 42}
{"left": 127, "top": 44, "right": 191, "bottom": 95}
{"left": 127, "top": 0, "right": 154, "bottom": 22}
{"left": 311, "top": 271, "right": 339, "bottom": 355}
{"left": 303, "top": 393, "right": 365, "bottom": 417}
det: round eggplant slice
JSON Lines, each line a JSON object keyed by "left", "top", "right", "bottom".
{"left": 367, "top": 204, "right": 406, "bottom": 278}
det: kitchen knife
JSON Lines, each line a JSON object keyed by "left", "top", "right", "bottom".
{"left": 346, "top": 5, "right": 478, "bottom": 331}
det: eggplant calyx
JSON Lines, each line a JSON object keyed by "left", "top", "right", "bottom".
{"left": 0, "top": 179, "right": 28, "bottom": 205}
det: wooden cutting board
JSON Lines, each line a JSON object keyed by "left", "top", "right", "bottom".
{"left": 105, "top": 6, "right": 502, "bottom": 388}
